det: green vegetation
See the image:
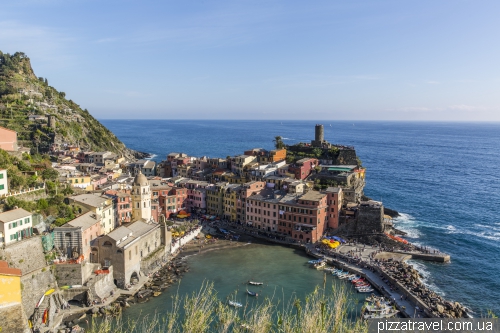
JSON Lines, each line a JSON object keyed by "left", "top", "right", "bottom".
{"left": 0, "top": 148, "right": 49, "bottom": 192}
{"left": 273, "top": 136, "right": 285, "bottom": 150}
{"left": 0, "top": 51, "right": 130, "bottom": 155}
{"left": 86, "top": 282, "right": 367, "bottom": 333}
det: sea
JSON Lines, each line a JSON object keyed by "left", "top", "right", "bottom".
{"left": 101, "top": 119, "right": 500, "bottom": 316}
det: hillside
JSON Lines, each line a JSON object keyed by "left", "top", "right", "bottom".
{"left": 0, "top": 51, "right": 138, "bottom": 158}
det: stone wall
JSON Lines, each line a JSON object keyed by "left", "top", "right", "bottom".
{"left": 54, "top": 262, "right": 94, "bottom": 286}
{"left": 20, "top": 266, "right": 58, "bottom": 319}
{"left": 355, "top": 202, "right": 384, "bottom": 234}
{"left": 0, "top": 303, "right": 30, "bottom": 333}
{"left": 89, "top": 265, "right": 115, "bottom": 299}
{"left": 140, "top": 245, "right": 169, "bottom": 276}
{"left": 0, "top": 236, "right": 47, "bottom": 274}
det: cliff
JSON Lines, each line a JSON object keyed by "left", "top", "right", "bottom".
{"left": 0, "top": 51, "right": 137, "bottom": 158}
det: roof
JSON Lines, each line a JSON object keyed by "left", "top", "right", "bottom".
{"left": 325, "top": 187, "right": 341, "bottom": 193}
{"left": 0, "top": 208, "right": 32, "bottom": 223}
{"left": 296, "top": 158, "right": 315, "bottom": 164}
{"left": 105, "top": 221, "right": 158, "bottom": 248}
{"left": 300, "top": 191, "right": 326, "bottom": 202}
{"left": 127, "top": 220, "right": 157, "bottom": 237}
{"left": 248, "top": 188, "right": 281, "bottom": 202}
{"left": 327, "top": 167, "right": 355, "bottom": 172}
{"left": 67, "top": 212, "right": 100, "bottom": 230}
{"left": 0, "top": 261, "right": 21, "bottom": 277}
{"left": 133, "top": 172, "right": 149, "bottom": 186}
{"left": 71, "top": 194, "right": 108, "bottom": 208}
{"left": 107, "top": 226, "right": 133, "bottom": 241}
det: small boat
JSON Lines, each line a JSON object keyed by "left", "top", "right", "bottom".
{"left": 308, "top": 258, "right": 324, "bottom": 264}
{"left": 324, "top": 267, "right": 336, "bottom": 273}
{"left": 247, "top": 289, "right": 258, "bottom": 297}
{"left": 363, "top": 310, "right": 398, "bottom": 319}
{"left": 349, "top": 275, "right": 362, "bottom": 281}
{"left": 44, "top": 289, "right": 55, "bottom": 296}
{"left": 248, "top": 281, "right": 263, "bottom": 285}
{"left": 313, "top": 261, "right": 326, "bottom": 269}
{"left": 339, "top": 274, "right": 355, "bottom": 279}
{"left": 229, "top": 300, "right": 243, "bottom": 308}
{"left": 357, "top": 288, "right": 374, "bottom": 293}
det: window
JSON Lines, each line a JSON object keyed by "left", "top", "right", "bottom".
{"left": 0, "top": 173, "right": 3, "bottom": 179}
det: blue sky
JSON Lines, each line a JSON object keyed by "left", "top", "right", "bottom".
{"left": 1, "top": 0, "right": 499, "bottom": 121}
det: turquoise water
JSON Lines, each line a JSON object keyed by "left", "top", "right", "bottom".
{"left": 119, "top": 242, "right": 367, "bottom": 325}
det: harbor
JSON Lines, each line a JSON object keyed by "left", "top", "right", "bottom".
{"left": 45, "top": 214, "right": 469, "bottom": 333}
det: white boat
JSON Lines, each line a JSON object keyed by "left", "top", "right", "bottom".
{"left": 229, "top": 300, "right": 243, "bottom": 308}
{"left": 340, "top": 274, "right": 355, "bottom": 280}
{"left": 364, "top": 302, "right": 392, "bottom": 313}
{"left": 357, "top": 288, "right": 374, "bottom": 293}
{"left": 248, "top": 281, "right": 263, "bottom": 285}
{"left": 363, "top": 310, "right": 398, "bottom": 319}
{"left": 313, "top": 261, "right": 326, "bottom": 269}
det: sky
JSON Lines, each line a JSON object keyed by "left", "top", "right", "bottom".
{"left": 1, "top": 0, "right": 499, "bottom": 121}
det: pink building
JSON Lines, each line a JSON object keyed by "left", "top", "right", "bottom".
{"left": 0, "top": 127, "right": 17, "bottom": 151}
{"left": 246, "top": 188, "right": 280, "bottom": 231}
{"left": 54, "top": 212, "right": 102, "bottom": 261}
{"left": 325, "top": 187, "right": 343, "bottom": 229}
{"left": 288, "top": 158, "right": 318, "bottom": 180}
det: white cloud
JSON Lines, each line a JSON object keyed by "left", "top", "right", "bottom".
{"left": 426, "top": 80, "right": 440, "bottom": 84}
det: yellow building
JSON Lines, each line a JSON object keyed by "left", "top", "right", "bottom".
{"left": 66, "top": 175, "right": 92, "bottom": 190}
{"left": 0, "top": 260, "right": 22, "bottom": 307}
{"left": 223, "top": 184, "right": 241, "bottom": 221}
{"left": 206, "top": 182, "right": 227, "bottom": 216}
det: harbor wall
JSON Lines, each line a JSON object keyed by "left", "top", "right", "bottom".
{"left": 171, "top": 226, "right": 201, "bottom": 254}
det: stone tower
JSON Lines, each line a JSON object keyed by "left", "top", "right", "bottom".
{"left": 48, "top": 115, "right": 56, "bottom": 129}
{"left": 315, "top": 124, "right": 324, "bottom": 142}
{"left": 312, "top": 124, "right": 326, "bottom": 147}
{"left": 131, "top": 171, "right": 151, "bottom": 221}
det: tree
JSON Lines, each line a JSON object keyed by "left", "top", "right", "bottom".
{"left": 274, "top": 136, "right": 285, "bottom": 149}
{"left": 312, "top": 148, "right": 323, "bottom": 158}
{"left": 41, "top": 168, "right": 58, "bottom": 181}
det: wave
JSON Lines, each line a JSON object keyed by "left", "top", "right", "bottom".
{"left": 474, "top": 223, "right": 500, "bottom": 231}
{"left": 446, "top": 225, "right": 456, "bottom": 231}
{"left": 407, "top": 260, "right": 445, "bottom": 296}
{"left": 281, "top": 137, "right": 294, "bottom": 140}
{"left": 392, "top": 213, "right": 421, "bottom": 238}
{"left": 446, "top": 228, "right": 500, "bottom": 242}
{"left": 146, "top": 154, "right": 157, "bottom": 160}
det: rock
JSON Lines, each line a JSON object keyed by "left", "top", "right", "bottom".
{"left": 436, "top": 304, "right": 445, "bottom": 314}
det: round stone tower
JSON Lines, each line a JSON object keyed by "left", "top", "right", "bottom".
{"left": 315, "top": 124, "right": 324, "bottom": 143}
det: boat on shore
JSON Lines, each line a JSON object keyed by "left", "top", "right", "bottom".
{"left": 248, "top": 281, "right": 263, "bottom": 285}
{"left": 229, "top": 300, "right": 243, "bottom": 308}
{"left": 247, "top": 289, "right": 258, "bottom": 297}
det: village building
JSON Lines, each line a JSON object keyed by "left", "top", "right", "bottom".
{"left": 91, "top": 220, "right": 170, "bottom": 288}
{"left": 0, "top": 169, "right": 8, "bottom": 196}
{"left": 0, "top": 208, "right": 33, "bottom": 247}
{"left": 0, "top": 126, "right": 18, "bottom": 151}
{"left": 69, "top": 194, "right": 115, "bottom": 234}
{"left": 131, "top": 172, "right": 152, "bottom": 222}
{"left": 53, "top": 212, "right": 101, "bottom": 261}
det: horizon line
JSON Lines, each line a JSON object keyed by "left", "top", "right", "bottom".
{"left": 96, "top": 118, "right": 500, "bottom": 123}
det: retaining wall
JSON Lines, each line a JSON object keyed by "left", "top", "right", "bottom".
{"left": 171, "top": 227, "right": 202, "bottom": 254}
{"left": 0, "top": 236, "right": 47, "bottom": 274}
